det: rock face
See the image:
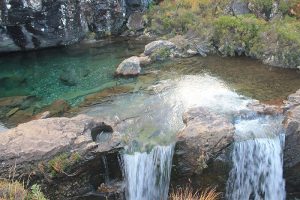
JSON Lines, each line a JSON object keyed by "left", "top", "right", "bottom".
{"left": 0, "top": 115, "right": 124, "bottom": 199}
{"left": 0, "top": 0, "right": 151, "bottom": 52}
{"left": 172, "top": 107, "right": 235, "bottom": 191}
{"left": 283, "top": 89, "right": 300, "bottom": 197}
{"left": 115, "top": 56, "right": 141, "bottom": 76}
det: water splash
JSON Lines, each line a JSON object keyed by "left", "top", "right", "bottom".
{"left": 122, "top": 145, "right": 174, "bottom": 200}
{"left": 226, "top": 116, "right": 286, "bottom": 200}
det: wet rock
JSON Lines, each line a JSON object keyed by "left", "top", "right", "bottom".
{"left": 115, "top": 56, "right": 141, "bottom": 76}
{"left": 80, "top": 85, "right": 134, "bottom": 107}
{"left": 0, "top": 114, "right": 124, "bottom": 199}
{"left": 0, "top": 0, "right": 152, "bottom": 52}
{"left": 144, "top": 40, "right": 177, "bottom": 56}
{"left": 0, "top": 96, "right": 37, "bottom": 126}
{"left": 283, "top": 89, "right": 300, "bottom": 197}
{"left": 41, "top": 99, "right": 71, "bottom": 117}
{"left": 247, "top": 101, "right": 283, "bottom": 115}
{"left": 127, "top": 11, "right": 144, "bottom": 31}
{"left": 283, "top": 89, "right": 300, "bottom": 112}
{"left": 172, "top": 107, "right": 234, "bottom": 191}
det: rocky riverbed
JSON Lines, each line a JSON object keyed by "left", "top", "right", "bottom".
{"left": 1, "top": 37, "right": 300, "bottom": 199}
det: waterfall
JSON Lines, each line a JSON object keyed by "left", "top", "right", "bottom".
{"left": 101, "top": 155, "right": 110, "bottom": 183}
{"left": 226, "top": 116, "right": 286, "bottom": 200}
{"left": 122, "top": 145, "right": 174, "bottom": 200}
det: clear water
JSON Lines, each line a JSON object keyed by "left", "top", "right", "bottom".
{"left": 122, "top": 145, "right": 174, "bottom": 200}
{"left": 226, "top": 116, "right": 286, "bottom": 200}
{"left": 1, "top": 38, "right": 299, "bottom": 199}
{"left": 0, "top": 39, "right": 146, "bottom": 106}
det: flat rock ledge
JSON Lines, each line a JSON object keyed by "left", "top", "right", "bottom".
{"left": 0, "top": 114, "right": 124, "bottom": 199}
{"left": 172, "top": 107, "right": 235, "bottom": 191}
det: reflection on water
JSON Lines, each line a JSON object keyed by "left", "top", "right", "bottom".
{"left": 158, "top": 56, "right": 300, "bottom": 101}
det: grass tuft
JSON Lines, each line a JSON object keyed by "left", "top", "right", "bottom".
{"left": 170, "top": 187, "right": 221, "bottom": 200}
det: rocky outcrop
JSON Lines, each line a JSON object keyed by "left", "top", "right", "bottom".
{"left": 172, "top": 107, "right": 234, "bottom": 191}
{"left": 0, "top": 0, "right": 151, "bottom": 52}
{"left": 283, "top": 89, "right": 300, "bottom": 197}
{"left": 0, "top": 115, "right": 124, "bottom": 199}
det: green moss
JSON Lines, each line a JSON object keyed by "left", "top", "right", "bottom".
{"left": 150, "top": 47, "right": 172, "bottom": 61}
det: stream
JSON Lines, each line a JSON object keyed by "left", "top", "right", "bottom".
{"left": 1, "top": 38, "right": 300, "bottom": 199}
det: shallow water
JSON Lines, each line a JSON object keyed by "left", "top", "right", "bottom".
{"left": 0, "top": 38, "right": 146, "bottom": 106}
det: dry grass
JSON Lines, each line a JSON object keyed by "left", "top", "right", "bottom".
{"left": 170, "top": 187, "right": 220, "bottom": 200}
{"left": 0, "top": 180, "right": 27, "bottom": 200}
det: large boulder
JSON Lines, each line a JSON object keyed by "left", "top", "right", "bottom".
{"left": 0, "top": 115, "right": 124, "bottom": 199}
{"left": 115, "top": 56, "right": 141, "bottom": 76}
{"left": 172, "top": 107, "right": 235, "bottom": 191}
{"left": 0, "top": 0, "right": 151, "bottom": 52}
{"left": 283, "top": 89, "right": 300, "bottom": 197}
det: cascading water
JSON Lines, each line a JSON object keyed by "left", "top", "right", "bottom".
{"left": 226, "top": 116, "right": 286, "bottom": 200}
{"left": 122, "top": 145, "right": 174, "bottom": 200}
{"left": 101, "top": 155, "right": 110, "bottom": 184}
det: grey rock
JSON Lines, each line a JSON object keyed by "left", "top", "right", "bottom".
{"left": 115, "top": 56, "right": 141, "bottom": 76}
{"left": 0, "top": 0, "right": 152, "bottom": 52}
{"left": 127, "top": 11, "right": 144, "bottom": 31}
{"left": 232, "top": 0, "right": 250, "bottom": 15}
{"left": 283, "top": 89, "right": 300, "bottom": 197}
{"left": 172, "top": 107, "right": 234, "bottom": 191}
{"left": 0, "top": 114, "right": 124, "bottom": 198}
{"left": 144, "top": 40, "right": 176, "bottom": 56}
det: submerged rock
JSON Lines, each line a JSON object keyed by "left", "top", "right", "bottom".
{"left": 115, "top": 56, "right": 141, "bottom": 76}
{"left": 247, "top": 101, "right": 283, "bottom": 115}
{"left": 172, "top": 107, "right": 234, "bottom": 191}
{"left": 283, "top": 89, "right": 300, "bottom": 197}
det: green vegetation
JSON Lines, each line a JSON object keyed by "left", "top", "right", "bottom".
{"left": 0, "top": 180, "right": 47, "bottom": 200}
{"left": 145, "top": 0, "right": 300, "bottom": 68}
{"left": 47, "top": 152, "right": 81, "bottom": 177}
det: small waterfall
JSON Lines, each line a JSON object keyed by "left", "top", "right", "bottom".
{"left": 101, "top": 155, "right": 110, "bottom": 183}
{"left": 226, "top": 116, "right": 286, "bottom": 200}
{"left": 122, "top": 145, "right": 174, "bottom": 200}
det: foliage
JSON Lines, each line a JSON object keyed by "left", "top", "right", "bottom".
{"left": 47, "top": 152, "right": 81, "bottom": 177}
{"left": 0, "top": 180, "right": 27, "bottom": 200}
{"left": 0, "top": 180, "right": 47, "bottom": 200}
{"left": 170, "top": 187, "right": 220, "bottom": 200}
{"left": 144, "top": 0, "right": 300, "bottom": 67}
{"left": 27, "top": 184, "right": 47, "bottom": 200}
{"left": 213, "top": 15, "right": 266, "bottom": 56}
